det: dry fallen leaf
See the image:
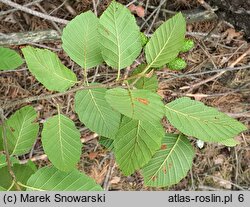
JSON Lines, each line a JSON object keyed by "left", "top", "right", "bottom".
{"left": 135, "top": 5, "right": 145, "bottom": 18}
{"left": 224, "top": 28, "right": 243, "bottom": 43}
{"left": 88, "top": 152, "right": 98, "bottom": 160}
{"left": 214, "top": 155, "right": 225, "bottom": 165}
{"left": 213, "top": 172, "right": 232, "bottom": 189}
{"left": 110, "top": 176, "right": 121, "bottom": 184}
{"left": 128, "top": 4, "right": 136, "bottom": 12}
{"left": 128, "top": 4, "right": 145, "bottom": 18}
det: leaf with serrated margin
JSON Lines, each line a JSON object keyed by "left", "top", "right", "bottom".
{"left": 0, "top": 106, "right": 39, "bottom": 156}
{"left": 219, "top": 138, "right": 239, "bottom": 147}
{"left": 26, "top": 166, "right": 103, "bottom": 191}
{"left": 42, "top": 114, "right": 82, "bottom": 172}
{"left": 0, "top": 128, "right": 3, "bottom": 151}
{"left": 115, "top": 116, "right": 164, "bottom": 175}
{"left": 105, "top": 88, "right": 165, "bottom": 122}
{"left": 22, "top": 46, "right": 77, "bottom": 92}
{"left": 0, "top": 163, "right": 36, "bottom": 190}
{"left": 99, "top": 137, "right": 114, "bottom": 151}
{"left": 99, "top": 1, "right": 142, "bottom": 70}
{"left": 143, "top": 133, "right": 194, "bottom": 187}
{"left": 145, "top": 13, "right": 186, "bottom": 68}
{"left": 0, "top": 154, "right": 19, "bottom": 169}
{"left": 165, "top": 97, "right": 247, "bottom": 142}
{"left": 0, "top": 186, "right": 6, "bottom": 191}
{"left": 75, "top": 87, "right": 121, "bottom": 138}
{"left": 129, "top": 64, "right": 158, "bottom": 92}
{"left": 0, "top": 47, "right": 23, "bottom": 70}
{"left": 62, "top": 11, "right": 103, "bottom": 69}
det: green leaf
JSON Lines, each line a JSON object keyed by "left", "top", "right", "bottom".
{"left": 142, "top": 133, "right": 194, "bottom": 187}
{"left": 42, "top": 114, "right": 82, "bottom": 172}
{"left": 62, "top": 11, "right": 103, "bottom": 69}
{"left": 218, "top": 139, "right": 239, "bottom": 147}
{"left": 105, "top": 88, "right": 165, "bottom": 122}
{"left": 75, "top": 87, "right": 121, "bottom": 138}
{"left": 22, "top": 46, "right": 77, "bottom": 92}
{"left": 115, "top": 116, "right": 164, "bottom": 175}
{"left": 99, "top": 137, "right": 114, "bottom": 151}
{"left": 0, "top": 47, "right": 23, "bottom": 70}
{"left": 26, "top": 166, "right": 103, "bottom": 191}
{"left": 0, "top": 128, "right": 3, "bottom": 151}
{"left": 165, "top": 97, "right": 247, "bottom": 142}
{"left": 145, "top": 13, "right": 186, "bottom": 68}
{"left": 0, "top": 154, "right": 19, "bottom": 169}
{"left": 0, "top": 106, "right": 39, "bottom": 156}
{"left": 99, "top": 1, "right": 142, "bottom": 70}
{"left": 0, "top": 163, "right": 36, "bottom": 190}
{"left": 0, "top": 186, "right": 6, "bottom": 191}
{"left": 129, "top": 65, "right": 158, "bottom": 91}
{"left": 140, "top": 32, "right": 148, "bottom": 47}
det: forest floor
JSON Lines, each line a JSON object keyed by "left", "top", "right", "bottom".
{"left": 0, "top": 0, "right": 249, "bottom": 190}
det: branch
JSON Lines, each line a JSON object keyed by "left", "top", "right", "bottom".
{"left": 2, "top": 84, "right": 107, "bottom": 110}
{"left": 0, "top": 108, "right": 21, "bottom": 190}
{"left": 0, "top": 0, "right": 68, "bottom": 24}
{"left": 0, "top": 0, "right": 44, "bottom": 16}
{"left": 19, "top": 132, "right": 99, "bottom": 164}
{"left": 1, "top": 71, "right": 144, "bottom": 110}
{"left": 180, "top": 46, "right": 250, "bottom": 90}
{"left": 0, "top": 30, "right": 60, "bottom": 46}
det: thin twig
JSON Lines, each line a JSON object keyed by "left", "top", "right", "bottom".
{"left": 103, "top": 153, "right": 115, "bottom": 190}
{"left": 0, "top": 108, "right": 21, "bottom": 190}
{"left": 197, "top": 0, "right": 214, "bottom": 11}
{"left": 146, "top": 0, "right": 164, "bottom": 34}
{"left": 198, "top": 185, "right": 229, "bottom": 191}
{"left": 1, "top": 84, "right": 106, "bottom": 109}
{"left": 92, "top": 0, "right": 97, "bottom": 16}
{"left": 64, "top": 0, "right": 76, "bottom": 16}
{"left": 144, "top": 0, "right": 149, "bottom": 16}
{"left": 160, "top": 64, "right": 250, "bottom": 82}
{"left": 0, "top": 0, "right": 69, "bottom": 24}
{"left": 180, "top": 46, "right": 250, "bottom": 90}
{"left": 0, "top": 0, "right": 44, "bottom": 16}
{"left": 205, "top": 174, "right": 246, "bottom": 190}
{"left": 19, "top": 133, "right": 98, "bottom": 164}
{"left": 35, "top": 3, "right": 62, "bottom": 34}
{"left": 140, "top": 0, "right": 167, "bottom": 29}
{"left": 0, "top": 30, "right": 60, "bottom": 46}
{"left": 48, "top": 0, "right": 67, "bottom": 15}
{"left": 126, "top": 0, "right": 137, "bottom": 7}
{"left": 1, "top": 71, "right": 145, "bottom": 110}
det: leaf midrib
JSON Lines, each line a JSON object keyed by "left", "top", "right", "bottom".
{"left": 123, "top": 120, "right": 141, "bottom": 173}
{"left": 88, "top": 89, "right": 109, "bottom": 130}
{"left": 165, "top": 104, "right": 238, "bottom": 128}
{"left": 146, "top": 18, "right": 179, "bottom": 68}
{"left": 31, "top": 50, "right": 76, "bottom": 84}
{"left": 57, "top": 115, "right": 65, "bottom": 164}
{"left": 147, "top": 134, "right": 182, "bottom": 183}
{"left": 11, "top": 111, "right": 31, "bottom": 155}
{"left": 112, "top": 4, "right": 121, "bottom": 69}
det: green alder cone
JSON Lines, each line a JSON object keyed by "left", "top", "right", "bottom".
{"left": 140, "top": 32, "right": 148, "bottom": 47}
{"left": 167, "top": 57, "right": 187, "bottom": 70}
{"left": 180, "top": 39, "right": 194, "bottom": 52}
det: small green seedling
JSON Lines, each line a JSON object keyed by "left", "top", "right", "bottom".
{"left": 0, "top": 1, "right": 247, "bottom": 191}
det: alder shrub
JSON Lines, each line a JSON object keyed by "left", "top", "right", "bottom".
{"left": 0, "top": 1, "right": 247, "bottom": 191}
